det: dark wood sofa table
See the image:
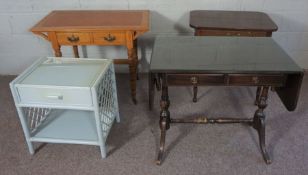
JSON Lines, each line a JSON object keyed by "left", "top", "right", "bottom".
{"left": 149, "top": 36, "right": 303, "bottom": 165}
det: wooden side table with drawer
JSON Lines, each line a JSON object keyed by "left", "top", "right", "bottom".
{"left": 10, "top": 57, "right": 120, "bottom": 158}
{"left": 30, "top": 10, "right": 150, "bottom": 104}
{"left": 188, "top": 10, "right": 278, "bottom": 102}
{"left": 190, "top": 10, "right": 278, "bottom": 37}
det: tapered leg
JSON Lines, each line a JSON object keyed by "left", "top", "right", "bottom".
{"left": 155, "top": 74, "right": 161, "bottom": 91}
{"left": 53, "top": 45, "right": 62, "bottom": 57}
{"left": 73, "top": 45, "right": 79, "bottom": 58}
{"left": 149, "top": 72, "right": 155, "bottom": 110}
{"left": 193, "top": 85, "right": 198, "bottom": 102}
{"left": 128, "top": 48, "right": 138, "bottom": 104}
{"left": 253, "top": 86, "right": 271, "bottom": 164}
{"left": 133, "top": 40, "right": 139, "bottom": 80}
{"left": 156, "top": 74, "right": 170, "bottom": 165}
{"left": 191, "top": 77, "right": 198, "bottom": 102}
{"left": 255, "top": 86, "right": 262, "bottom": 105}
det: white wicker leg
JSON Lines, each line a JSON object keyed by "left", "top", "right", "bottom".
{"left": 92, "top": 85, "right": 107, "bottom": 159}
{"left": 16, "top": 106, "right": 35, "bottom": 154}
{"left": 111, "top": 64, "right": 120, "bottom": 123}
{"left": 99, "top": 143, "right": 107, "bottom": 158}
{"left": 10, "top": 84, "right": 35, "bottom": 154}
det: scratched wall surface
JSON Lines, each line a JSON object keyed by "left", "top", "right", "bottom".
{"left": 0, "top": 0, "right": 307, "bottom": 74}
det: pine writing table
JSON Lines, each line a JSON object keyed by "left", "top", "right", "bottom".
{"left": 31, "top": 10, "right": 150, "bottom": 104}
{"left": 149, "top": 36, "right": 303, "bottom": 165}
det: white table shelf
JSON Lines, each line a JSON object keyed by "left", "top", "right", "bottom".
{"left": 31, "top": 110, "right": 98, "bottom": 145}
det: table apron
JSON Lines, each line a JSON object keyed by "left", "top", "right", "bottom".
{"left": 166, "top": 73, "right": 287, "bottom": 87}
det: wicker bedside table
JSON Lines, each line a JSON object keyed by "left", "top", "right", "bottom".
{"left": 10, "top": 57, "right": 119, "bottom": 158}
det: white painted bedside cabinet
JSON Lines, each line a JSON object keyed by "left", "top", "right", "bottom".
{"left": 10, "top": 57, "right": 120, "bottom": 158}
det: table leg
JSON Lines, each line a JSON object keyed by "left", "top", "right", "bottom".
{"left": 149, "top": 72, "right": 155, "bottom": 110}
{"left": 53, "top": 45, "right": 62, "bottom": 57}
{"left": 128, "top": 48, "right": 138, "bottom": 104}
{"left": 154, "top": 74, "right": 161, "bottom": 91}
{"left": 255, "top": 86, "right": 262, "bottom": 105}
{"left": 253, "top": 86, "right": 271, "bottom": 164}
{"left": 191, "top": 76, "right": 198, "bottom": 102}
{"left": 73, "top": 45, "right": 79, "bottom": 58}
{"left": 193, "top": 85, "right": 198, "bottom": 102}
{"left": 133, "top": 40, "right": 139, "bottom": 80}
{"left": 156, "top": 74, "right": 170, "bottom": 165}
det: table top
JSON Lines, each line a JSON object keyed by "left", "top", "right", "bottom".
{"left": 19, "top": 57, "right": 111, "bottom": 87}
{"left": 31, "top": 10, "right": 149, "bottom": 32}
{"left": 190, "top": 10, "right": 278, "bottom": 31}
{"left": 150, "top": 36, "right": 302, "bottom": 74}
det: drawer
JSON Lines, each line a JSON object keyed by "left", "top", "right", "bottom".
{"left": 196, "top": 30, "right": 268, "bottom": 37}
{"left": 56, "top": 33, "right": 91, "bottom": 45}
{"left": 167, "top": 74, "right": 225, "bottom": 86}
{"left": 93, "top": 32, "right": 126, "bottom": 45}
{"left": 228, "top": 74, "right": 286, "bottom": 86}
{"left": 16, "top": 86, "right": 93, "bottom": 107}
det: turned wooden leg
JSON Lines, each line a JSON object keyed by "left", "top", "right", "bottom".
{"left": 253, "top": 86, "right": 271, "bottom": 164}
{"left": 193, "top": 85, "right": 198, "bottom": 102}
{"left": 149, "top": 72, "right": 155, "bottom": 110}
{"left": 191, "top": 76, "right": 198, "bottom": 102}
{"left": 133, "top": 40, "right": 140, "bottom": 80}
{"left": 255, "top": 86, "right": 262, "bottom": 105}
{"left": 156, "top": 74, "right": 170, "bottom": 165}
{"left": 73, "top": 45, "right": 79, "bottom": 58}
{"left": 154, "top": 74, "right": 161, "bottom": 91}
{"left": 128, "top": 48, "right": 138, "bottom": 104}
{"left": 53, "top": 45, "right": 62, "bottom": 57}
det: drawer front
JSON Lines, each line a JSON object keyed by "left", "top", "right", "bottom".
{"left": 93, "top": 32, "right": 126, "bottom": 45}
{"left": 196, "top": 30, "right": 268, "bottom": 37}
{"left": 228, "top": 74, "right": 286, "bottom": 86}
{"left": 56, "top": 33, "right": 91, "bottom": 45}
{"left": 17, "top": 86, "right": 93, "bottom": 107}
{"left": 167, "top": 74, "right": 225, "bottom": 86}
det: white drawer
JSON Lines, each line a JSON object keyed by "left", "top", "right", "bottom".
{"left": 16, "top": 86, "right": 93, "bottom": 107}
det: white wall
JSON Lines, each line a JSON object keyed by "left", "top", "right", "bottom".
{"left": 0, "top": 0, "right": 308, "bottom": 75}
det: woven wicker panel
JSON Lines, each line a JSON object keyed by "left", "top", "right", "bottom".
{"left": 22, "top": 107, "right": 51, "bottom": 134}
{"left": 97, "top": 66, "right": 117, "bottom": 141}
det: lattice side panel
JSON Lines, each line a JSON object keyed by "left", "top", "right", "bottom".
{"left": 22, "top": 107, "right": 51, "bottom": 134}
{"left": 97, "top": 66, "right": 117, "bottom": 141}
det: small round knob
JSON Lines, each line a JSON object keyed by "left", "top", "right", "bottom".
{"left": 190, "top": 76, "right": 198, "bottom": 84}
{"left": 252, "top": 76, "right": 259, "bottom": 84}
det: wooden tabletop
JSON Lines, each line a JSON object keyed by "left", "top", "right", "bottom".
{"left": 31, "top": 10, "right": 149, "bottom": 32}
{"left": 190, "top": 10, "right": 278, "bottom": 31}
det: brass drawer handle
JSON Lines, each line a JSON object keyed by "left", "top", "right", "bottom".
{"left": 104, "top": 34, "right": 116, "bottom": 42}
{"left": 252, "top": 76, "right": 259, "bottom": 84}
{"left": 190, "top": 76, "right": 198, "bottom": 84}
{"left": 67, "top": 35, "right": 80, "bottom": 43}
{"left": 237, "top": 33, "right": 241, "bottom": 36}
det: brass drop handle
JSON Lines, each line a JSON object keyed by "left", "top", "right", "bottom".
{"left": 67, "top": 35, "right": 79, "bottom": 43}
{"left": 104, "top": 34, "right": 116, "bottom": 42}
{"left": 190, "top": 76, "right": 198, "bottom": 85}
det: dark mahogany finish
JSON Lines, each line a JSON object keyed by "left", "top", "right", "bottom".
{"left": 190, "top": 10, "right": 278, "bottom": 37}
{"left": 149, "top": 36, "right": 303, "bottom": 165}
{"left": 189, "top": 10, "right": 278, "bottom": 103}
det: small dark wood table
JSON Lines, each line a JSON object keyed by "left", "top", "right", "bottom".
{"left": 149, "top": 36, "right": 303, "bottom": 165}
{"left": 190, "top": 10, "right": 278, "bottom": 37}
{"left": 189, "top": 10, "right": 278, "bottom": 102}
